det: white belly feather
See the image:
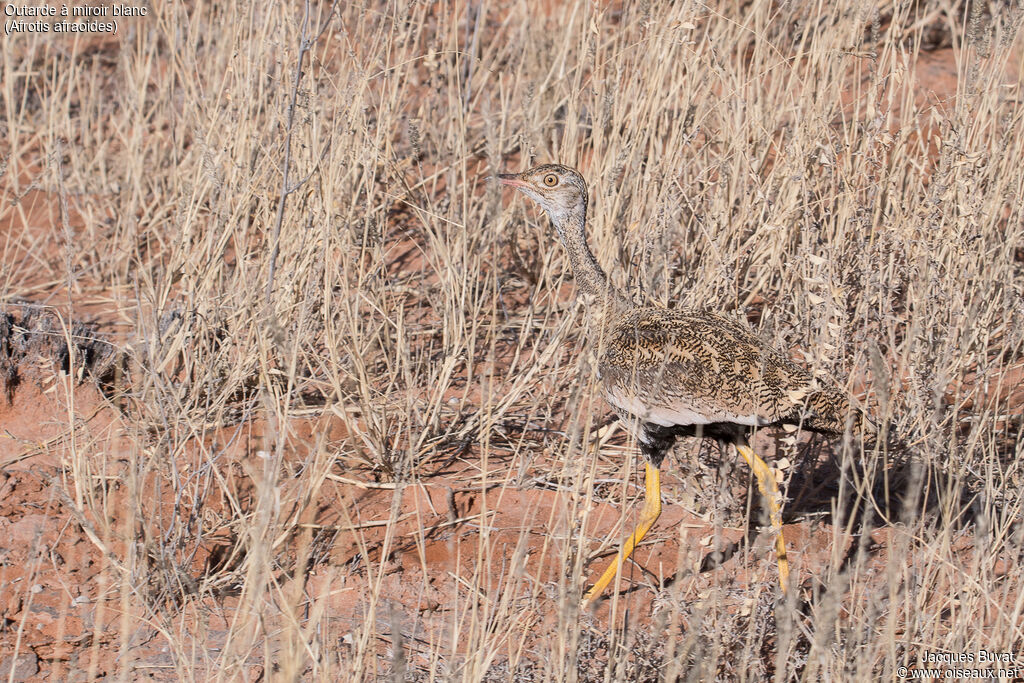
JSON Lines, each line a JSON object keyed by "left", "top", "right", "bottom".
{"left": 604, "top": 387, "right": 763, "bottom": 428}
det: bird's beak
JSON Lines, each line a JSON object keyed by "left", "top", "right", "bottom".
{"left": 496, "top": 173, "right": 528, "bottom": 190}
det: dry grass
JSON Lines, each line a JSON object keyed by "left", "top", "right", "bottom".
{"left": 2, "top": 0, "right": 1024, "bottom": 680}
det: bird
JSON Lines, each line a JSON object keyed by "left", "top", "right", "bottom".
{"left": 496, "top": 163, "right": 875, "bottom": 607}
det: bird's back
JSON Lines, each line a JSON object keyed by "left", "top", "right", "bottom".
{"left": 599, "top": 307, "right": 860, "bottom": 435}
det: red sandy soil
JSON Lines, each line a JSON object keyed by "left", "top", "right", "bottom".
{"left": 0, "top": 373, "right": 995, "bottom": 679}
{"left": 0, "top": 373, "right": 866, "bottom": 679}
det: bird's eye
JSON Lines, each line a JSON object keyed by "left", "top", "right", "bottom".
{"left": 543, "top": 174, "right": 559, "bottom": 187}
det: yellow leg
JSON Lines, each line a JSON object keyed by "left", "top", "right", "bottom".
{"left": 582, "top": 462, "right": 662, "bottom": 608}
{"left": 735, "top": 441, "right": 790, "bottom": 594}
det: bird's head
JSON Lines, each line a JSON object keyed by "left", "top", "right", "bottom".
{"left": 497, "top": 164, "right": 588, "bottom": 226}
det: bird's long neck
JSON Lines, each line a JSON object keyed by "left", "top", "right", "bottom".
{"left": 551, "top": 203, "right": 632, "bottom": 316}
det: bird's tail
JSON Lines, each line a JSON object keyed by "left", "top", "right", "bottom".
{"left": 804, "top": 386, "right": 897, "bottom": 448}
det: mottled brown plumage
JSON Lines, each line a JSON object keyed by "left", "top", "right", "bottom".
{"left": 497, "top": 163, "right": 871, "bottom": 606}
{"left": 601, "top": 307, "right": 859, "bottom": 456}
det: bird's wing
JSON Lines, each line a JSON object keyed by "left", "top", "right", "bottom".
{"left": 600, "top": 308, "right": 828, "bottom": 429}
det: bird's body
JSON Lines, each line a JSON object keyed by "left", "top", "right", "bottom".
{"left": 601, "top": 306, "right": 854, "bottom": 459}
{"left": 497, "top": 163, "right": 871, "bottom": 606}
